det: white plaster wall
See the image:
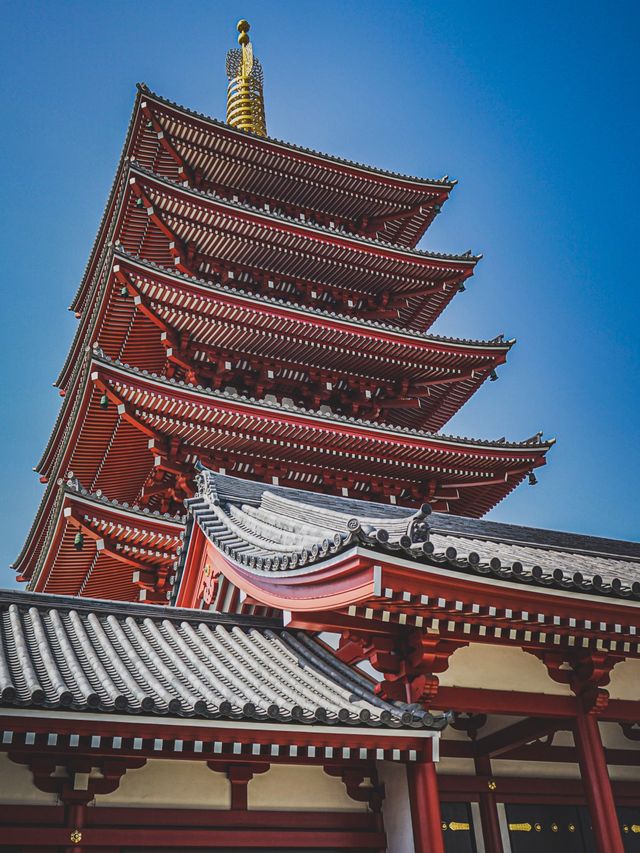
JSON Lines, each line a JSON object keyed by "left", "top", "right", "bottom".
{"left": 248, "top": 764, "right": 366, "bottom": 811}
{"left": 439, "top": 643, "right": 573, "bottom": 695}
{"left": 600, "top": 720, "right": 640, "bottom": 750}
{"left": 0, "top": 753, "right": 58, "bottom": 805}
{"left": 95, "top": 759, "right": 230, "bottom": 809}
{"left": 435, "top": 757, "right": 476, "bottom": 776}
{"left": 608, "top": 764, "right": 640, "bottom": 781}
{"left": 376, "top": 761, "right": 415, "bottom": 853}
{"left": 491, "top": 759, "right": 581, "bottom": 779}
{"left": 607, "top": 659, "right": 640, "bottom": 700}
{"left": 497, "top": 803, "right": 513, "bottom": 852}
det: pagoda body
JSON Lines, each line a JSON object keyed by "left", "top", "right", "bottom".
{"left": 14, "top": 82, "right": 551, "bottom": 602}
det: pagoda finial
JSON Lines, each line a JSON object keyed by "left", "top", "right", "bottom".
{"left": 226, "top": 19, "right": 267, "bottom": 137}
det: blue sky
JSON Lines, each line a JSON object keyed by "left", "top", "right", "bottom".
{"left": 1, "top": 1, "right": 638, "bottom": 586}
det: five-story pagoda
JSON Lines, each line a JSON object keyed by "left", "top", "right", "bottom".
{"left": 13, "top": 20, "right": 553, "bottom": 604}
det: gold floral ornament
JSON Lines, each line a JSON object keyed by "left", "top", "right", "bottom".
{"left": 534, "top": 823, "right": 542, "bottom": 832}
{"left": 487, "top": 779, "right": 497, "bottom": 790}
{"left": 226, "top": 20, "right": 267, "bottom": 136}
{"left": 568, "top": 823, "right": 576, "bottom": 832}
{"left": 69, "top": 829, "right": 82, "bottom": 844}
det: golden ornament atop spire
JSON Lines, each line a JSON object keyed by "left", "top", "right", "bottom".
{"left": 226, "top": 20, "right": 267, "bottom": 137}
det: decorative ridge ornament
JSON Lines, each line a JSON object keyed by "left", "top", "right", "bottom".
{"left": 226, "top": 20, "right": 267, "bottom": 137}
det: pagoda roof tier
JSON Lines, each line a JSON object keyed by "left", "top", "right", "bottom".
{"left": 0, "top": 589, "right": 448, "bottom": 733}
{"left": 23, "top": 481, "right": 184, "bottom": 600}
{"left": 73, "top": 86, "right": 458, "bottom": 315}
{"left": 133, "top": 86, "right": 455, "bottom": 247}
{"left": 177, "top": 472, "right": 640, "bottom": 638}
{"left": 59, "top": 250, "right": 511, "bottom": 432}
{"left": 38, "top": 351, "right": 550, "bottom": 511}
{"left": 117, "top": 164, "right": 477, "bottom": 331}
{"left": 75, "top": 163, "right": 477, "bottom": 331}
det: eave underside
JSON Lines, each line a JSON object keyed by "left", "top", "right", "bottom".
{"left": 115, "top": 165, "right": 476, "bottom": 333}
{"left": 137, "top": 87, "right": 454, "bottom": 248}
{"left": 29, "top": 486, "right": 184, "bottom": 599}
{"left": 61, "top": 250, "right": 507, "bottom": 432}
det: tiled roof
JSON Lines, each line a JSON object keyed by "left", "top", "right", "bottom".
{"left": 92, "top": 350, "right": 552, "bottom": 452}
{"left": 0, "top": 590, "right": 445, "bottom": 729}
{"left": 114, "top": 248, "right": 510, "bottom": 350}
{"left": 184, "top": 470, "right": 640, "bottom": 602}
{"left": 138, "top": 85, "right": 457, "bottom": 190}
{"left": 129, "top": 161, "right": 479, "bottom": 265}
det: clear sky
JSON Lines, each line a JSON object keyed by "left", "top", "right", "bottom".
{"left": 1, "top": 1, "right": 638, "bottom": 587}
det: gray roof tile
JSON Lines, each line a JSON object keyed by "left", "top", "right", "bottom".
{"left": 0, "top": 590, "right": 444, "bottom": 730}
{"left": 184, "top": 470, "right": 640, "bottom": 602}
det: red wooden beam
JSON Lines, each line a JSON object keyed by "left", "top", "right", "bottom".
{"left": 0, "top": 826, "right": 387, "bottom": 848}
{"left": 435, "top": 687, "right": 578, "bottom": 717}
{"left": 436, "top": 775, "right": 640, "bottom": 804}
{"left": 474, "top": 717, "right": 565, "bottom": 757}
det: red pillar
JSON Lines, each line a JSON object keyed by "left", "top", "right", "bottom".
{"left": 407, "top": 746, "right": 445, "bottom": 853}
{"left": 64, "top": 802, "right": 85, "bottom": 853}
{"left": 574, "top": 710, "right": 623, "bottom": 853}
{"left": 474, "top": 756, "right": 504, "bottom": 853}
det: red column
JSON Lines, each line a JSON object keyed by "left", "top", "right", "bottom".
{"left": 407, "top": 746, "right": 445, "bottom": 853}
{"left": 64, "top": 802, "right": 85, "bottom": 853}
{"left": 574, "top": 710, "right": 623, "bottom": 853}
{"left": 474, "top": 756, "right": 504, "bottom": 853}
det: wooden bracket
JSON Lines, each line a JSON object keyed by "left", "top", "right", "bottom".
{"left": 534, "top": 650, "right": 622, "bottom": 713}
{"left": 337, "top": 629, "right": 465, "bottom": 706}
{"left": 8, "top": 754, "right": 146, "bottom": 805}
{"left": 324, "top": 764, "right": 384, "bottom": 813}
{"left": 206, "top": 761, "right": 270, "bottom": 810}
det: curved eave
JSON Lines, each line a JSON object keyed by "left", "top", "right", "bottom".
{"left": 95, "top": 353, "right": 553, "bottom": 457}
{"left": 139, "top": 85, "right": 455, "bottom": 192}
{"left": 208, "top": 546, "right": 376, "bottom": 613}
{"left": 74, "top": 161, "right": 476, "bottom": 330}
{"left": 116, "top": 249, "right": 508, "bottom": 354}
{"left": 183, "top": 474, "right": 640, "bottom": 608}
{"left": 121, "top": 164, "right": 476, "bottom": 332}
{"left": 30, "top": 484, "right": 184, "bottom": 598}
{"left": 59, "top": 246, "right": 507, "bottom": 396}
{"left": 71, "top": 84, "right": 459, "bottom": 315}
{"left": 208, "top": 544, "right": 640, "bottom": 616}
{"left": 128, "top": 161, "right": 478, "bottom": 268}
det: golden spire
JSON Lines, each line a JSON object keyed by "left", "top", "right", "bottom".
{"left": 226, "top": 20, "right": 267, "bottom": 137}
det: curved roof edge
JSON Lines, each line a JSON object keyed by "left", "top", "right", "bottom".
{"left": 138, "top": 83, "right": 458, "bottom": 191}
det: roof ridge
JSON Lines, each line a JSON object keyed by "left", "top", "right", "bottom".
{"left": 0, "top": 587, "right": 278, "bottom": 627}
{"left": 62, "top": 480, "right": 185, "bottom": 524}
